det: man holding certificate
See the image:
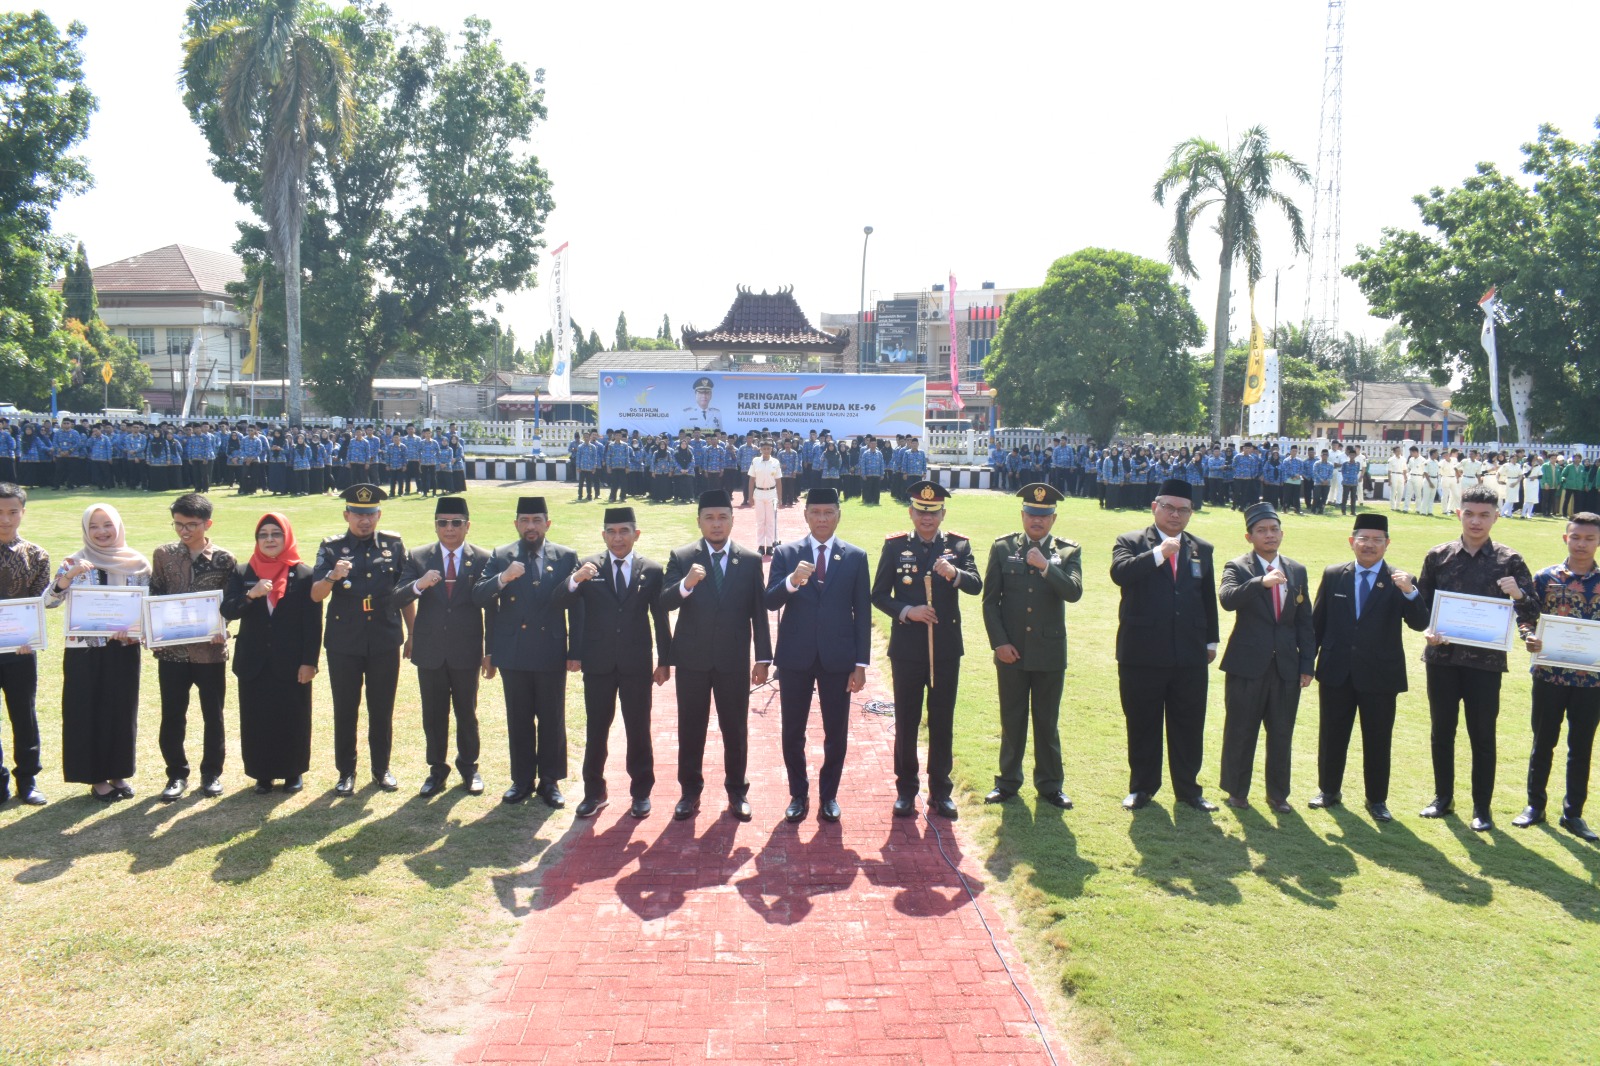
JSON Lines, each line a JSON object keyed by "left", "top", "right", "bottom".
{"left": 0, "top": 484, "right": 50, "bottom": 806}
{"left": 1416, "top": 486, "right": 1539, "bottom": 831}
{"left": 1513, "top": 511, "right": 1600, "bottom": 842}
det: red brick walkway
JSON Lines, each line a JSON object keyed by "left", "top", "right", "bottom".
{"left": 456, "top": 505, "right": 1066, "bottom": 1065}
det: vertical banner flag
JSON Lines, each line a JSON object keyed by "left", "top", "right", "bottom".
{"left": 1247, "top": 350, "right": 1280, "bottom": 436}
{"left": 1242, "top": 282, "right": 1267, "bottom": 405}
{"left": 240, "top": 279, "right": 263, "bottom": 375}
{"left": 947, "top": 273, "right": 964, "bottom": 411}
{"left": 1509, "top": 369, "right": 1534, "bottom": 445}
{"left": 548, "top": 241, "right": 571, "bottom": 401}
{"left": 179, "top": 331, "right": 202, "bottom": 418}
{"left": 1479, "top": 287, "right": 1510, "bottom": 431}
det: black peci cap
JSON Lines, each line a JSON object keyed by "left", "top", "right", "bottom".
{"left": 603, "top": 506, "right": 637, "bottom": 525}
{"left": 517, "top": 496, "right": 548, "bottom": 516}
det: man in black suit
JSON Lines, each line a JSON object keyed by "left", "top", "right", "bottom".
{"left": 1110, "top": 478, "right": 1221, "bottom": 812}
{"left": 765, "top": 487, "right": 871, "bottom": 824}
{"left": 1217, "top": 501, "right": 1316, "bottom": 812}
{"left": 870, "top": 480, "right": 982, "bottom": 820}
{"left": 558, "top": 506, "right": 672, "bottom": 819}
{"left": 392, "top": 495, "right": 493, "bottom": 798}
{"left": 472, "top": 496, "right": 583, "bottom": 808}
{"left": 1308, "top": 512, "right": 1429, "bottom": 821}
{"left": 659, "top": 490, "right": 772, "bottom": 822}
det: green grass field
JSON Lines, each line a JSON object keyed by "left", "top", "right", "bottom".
{"left": 0, "top": 479, "right": 1595, "bottom": 1064}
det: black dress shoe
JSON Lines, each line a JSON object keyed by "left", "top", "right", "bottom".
{"left": 253, "top": 779, "right": 274, "bottom": 795}
{"left": 575, "top": 795, "right": 608, "bottom": 819}
{"left": 728, "top": 796, "right": 753, "bottom": 822}
{"left": 931, "top": 797, "right": 958, "bottom": 819}
{"left": 1560, "top": 815, "right": 1600, "bottom": 842}
{"left": 91, "top": 786, "right": 119, "bottom": 803}
{"left": 465, "top": 773, "right": 484, "bottom": 795}
{"left": 1224, "top": 795, "right": 1251, "bottom": 810}
{"left": 1366, "top": 801, "right": 1393, "bottom": 823}
{"left": 502, "top": 784, "right": 532, "bottom": 805}
{"left": 1181, "top": 796, "right": 1219, "bottom": 812}
{"left": 984, "top": 788, "right": 1015, "bottom": 804}
{"left": 539, "top": 784, "right": 565, "bottom": 809}
{"left": 1122, "top": 792, "right": 1151, "bottom": 811}
{"left": 284, "top": 776, "right": 304, "bottom": 794}
{"left": 1040, "top": 791, "right": 1073, "bottom": 810}
{"left": 1419, "top": 797, "right": 1454, "bottom": 818}
{"left": 892, "top": 795, "right": 916, "bottom": 818}
{"left": 115, "top": 782, "right": 135, "bottom": 799}
{"left": 376, "top": 771, "right": 399, "bottom": 792}
{"left": 159, "top": 778, "right": 188, "bottom": 803}
{"left": 1470, "top": 811, "right": 1495, "bottom": 832}
{"left": 17, "top": 784, "right": 45, "bottom": 806}
{"left": 419, "top": 774, "right": 448, "bottom": 798}
{"left": 335, "top": 775, "right": 357, "bottom": 797}
{"left": 784, "top": 797, "right": 809, "bottom": 823}
{"left": 818, "top": 799, "right": 841, "bottom": 823}
{"left": 1268, "top": 798, "right": 1294, "bottom": 814}
{"left": 673, "top": 796, "right": 700, "bottom": 820}
{"left": 1308, "top": 792, "right": 1342, "bottom": 810}
{"left": 630, "top": 797, "right": 651, "bottom": 819}
{"left": 1511, "top": 806, "right": 1545, "bottom": 828}
{"left": 200, "top": 776, "right": 223, "bottom": 798}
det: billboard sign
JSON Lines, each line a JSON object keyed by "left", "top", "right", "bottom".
{"left": 598, "top": 371, "right": 926, "bottom": 437}
{"left": 874, "top": 299, "right": 919, "bottom": 364}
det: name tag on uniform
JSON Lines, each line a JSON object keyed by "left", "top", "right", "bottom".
{"left": 1190, "top": 559, "right": 1203, "bottom": 579}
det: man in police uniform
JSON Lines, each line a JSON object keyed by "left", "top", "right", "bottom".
{"left": 311, "top": 484, "right": 408, "bottom": 795}
{"left": 682, "top": 376, "right": 722, "bottom": 430}
{"left": 981, "top": 483, "right": 1082, "bottom": 809}
{"left": 871, "top": 480, "right": 982, "bottom": 819}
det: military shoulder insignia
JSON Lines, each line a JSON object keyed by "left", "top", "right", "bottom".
{"left": 885, "top": 532, "right": 909, "bottom": 541}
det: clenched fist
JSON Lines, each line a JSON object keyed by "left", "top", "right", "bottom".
{"left": 1495, "top": 575, "right": 1524, "bottom": 600}
{"left": 573, "top": 561, "right": 599, "bottom": 584}
{"left": 1391, "top": 570, "right": 1414, "bottom": 595}
{"left": 791, "top": 560, "right": 814, "bottom": 586}
{"left": 500, "top": 559, "right": 526, "bottom": 586}
{"left": 933, "top": 556, "right": 957, "bottom": 581}
{"left": 1262, "top": 568, "right": 1287, "bottom": 588}
{"left": 417, "top": 569, "right": 442, "bottom": 590}
{"left": 330, "top": 558, "right": 353, "bottom": 581}
{"left": 247, "top": 578, "right": 274, "bottom": 599}
{"left": 1025, "top": 547, "right": 1049, "bottom": 572}
{"left": 683, "top": 562, "right": 707, "bottom": 589}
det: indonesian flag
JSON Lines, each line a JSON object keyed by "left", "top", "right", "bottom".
{"left": 1479, "top": 287, "right": 1510, "bottom": 430}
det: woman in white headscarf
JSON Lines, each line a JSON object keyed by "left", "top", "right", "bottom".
{"left": 45, "top": 503, "right": 151, "bottom": 801}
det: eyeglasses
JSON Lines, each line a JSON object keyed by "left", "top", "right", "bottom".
{"left": 255, "top": 531, "right": 284, "bottom": 541}
{"left": 1156, "top": 502, "right": 1193, "bottom": 516}
{"left": 172, "top": 520, "right": 206, "bottom": 533}
{"left": 435, "top": 518, "right": 466, "bottom": 527}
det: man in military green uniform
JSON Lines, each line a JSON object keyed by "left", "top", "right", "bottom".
{"left": 311, "top": 484, "right": 408, "bottom": 796}
{"left": 870, "top": 479, "right": 982, "bottom": 820}
{"left": 981, "top": 483, "right": 1083, "bottom": 809}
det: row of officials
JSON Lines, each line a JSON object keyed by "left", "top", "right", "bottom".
{"left": 0, "top": 476, "right": 1595, "bottom": 846}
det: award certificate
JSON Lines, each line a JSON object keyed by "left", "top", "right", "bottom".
{"left": 1532, "top": 615, "right": 1600, "bottom": 673}
{"left": 1428, "top": 589, "right": 1518, "bottom": 652}
{"left": 64, "top": 585, "right": 146, "bottom": 639}
{"left": 0, "top": 597, "right": 46, "bottom": 654}
{"left": 143, "top": 590, "right": 225, "bottom": 649}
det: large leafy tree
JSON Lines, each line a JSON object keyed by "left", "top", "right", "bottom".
{"left": 1154, "top": 126, "right": 1309, "bottom": 437}
{"left": 182, "top": 0, "right": 359, "bottom": 426}
{"left": 984, "top": 247, "right": 1205, "bottom": 443}
{"left": 1347, "top": 121, "right": 1600, "bottom": 442}
{"left": 58, "top": 319, "right": 153, "bottom": 412}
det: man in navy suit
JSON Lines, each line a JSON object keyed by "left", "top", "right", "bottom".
{"left": 765, "top": 487, "right": 871, "bottom": 823}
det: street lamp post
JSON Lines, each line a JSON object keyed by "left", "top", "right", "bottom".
{"left": 858, "top": 226, "right": 873, "bottom": 372}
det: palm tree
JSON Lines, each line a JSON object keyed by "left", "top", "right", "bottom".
{"left": 1154, "top": 126, "right": 1309, "bottom": 438}
{"left": 182, "top": 0, "right": 357, "bottom": 427}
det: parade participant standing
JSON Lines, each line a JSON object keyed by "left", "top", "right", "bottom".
{"left": 660, "top": 490, "right": 771, "bottom": 821}
{"left": 981, "top": 483, "right": 1082, "bottom": 809}
{"left": 1230, "top": 441, "right": 1262, "bottom": 510}
{"left": 871, "top": 481, "right": 982, "bottom": 819}
{"left": 221, "top": 513, "right": 322, "bottom": 793}
{"left": 766, "top": 487, "right": 871, "bottom": 823}
{"left": 746, "top": 438, "right": 784, "bottom": 556}
{"left": 860, "top": 435, "right": 885, "bottom": 504}
{"left": 606, "top": 429, "right": 632, "bottom": 503}
{"left": 1311, "top": 449, "right": 1335, "bottom": 515}
{"left": 1513, "top": 512, "right": 1600, "bottom": 841}
{"left": 1281, "top": 445, "right": 1305, "bottom": 516}
{"left": 1338, "top": 446, "right": 1363, "bottom": 515}
{"left": 1438, "top": 448, "right": 1461, "bottom": 516}
{"left": 151, "top": 494, "right": 235, "bottom": 802}
{"left": 0, "top": 485, "right": 49, "bottom": 805}
{"left": 1111, "top": 478, "right": 1221, "bottom": 812}
{"left": 417, "top": 427, "right": 441, "bottom": 497}
{"left": 473, "top": 496, "right": 582, "bottom": 807}
{"left": 559, "top": 506, "right": 671, "bottom": 819}
{"left": 393, "top": 496, "right": 492, "bottom": 797}
{"left": 1388, "top": 445, "right": 1408, "bottom": 511}
{"left": 1308, "top": 513, "right": 1428, "bottom": 820}
{"left": 1217, "top": 502, "right": 1315, "bottom": 812}
{"left": 310, "top": 484, "right": 407, "bottom": 795}
{"left": 1416, "top": 486, "right": 1540, "bottom": 830}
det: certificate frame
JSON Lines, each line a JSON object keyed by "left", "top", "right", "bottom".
{"left": 1428, "top": 589, "right": 1518, "bottom": 652}
{"left": 1532, "top": 615, "right": 1600, "bottom": 673}
{"left": 63, "top": 585, "right": 146, "bottom": 640}
{"left": 0, "top": 596, "right": 47, "bottom": 654}
{"left": 142, "top": 590, "right": 225, "bottom": 649}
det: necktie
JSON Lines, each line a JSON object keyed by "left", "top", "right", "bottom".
{"left": 1357, "top": 568, "right": 1372, "bottom": 619}
{"left": 614, "top": 557, "right": 627, "bottom": 599}
{"left": 1169, "top": 549, "right": 1178, "bottom": 579}
{"left": 816, "top": 541, "right": 827, "bottom": 583}
{"left": 711, "top": 549, "right": 725, "bottom": 589}
{"left": 445, "top": 550, "right": 456, "bottom": 597}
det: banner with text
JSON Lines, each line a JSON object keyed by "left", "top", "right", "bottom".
{"left": 598, "top": 371, "right": 926, "bottom": 437}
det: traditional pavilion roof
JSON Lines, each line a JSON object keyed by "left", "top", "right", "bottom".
{"left": 682, "top": 286, "right": 849, "bottom": 353}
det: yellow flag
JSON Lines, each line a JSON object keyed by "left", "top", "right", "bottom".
{"left": 1242, "top": 281, "right": 1266, "bottom": 406}
{"left": 240, "top": 279, "right": 264, "bottom": 375}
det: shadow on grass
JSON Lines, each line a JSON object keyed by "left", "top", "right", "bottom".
{"left": 1325, "top": 806, "right": 1492, "bottom": 906}
{"left": 985, "top": 797, "right": 1099, "bottom": 902}
{"left": 1128, "top": 801, "right": 1249, "bottom": 904}
{"left": 1233, "top": 805, "right": 1358, "bottom": 908}
{"left": 1446, "top": 818, "right": 1600, "bottom": 922}
{"left": 735, "top": 818, "right": 863, "bottom": 925}
{"left": 612, "top": 814, "right": 753, "bottom": 921}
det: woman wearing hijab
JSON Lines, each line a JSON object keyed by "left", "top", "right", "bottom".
{"left": 221, "top": 513, "right": 323, "bottom": 793}
{"left": 46, "top": 503, "right": 151, "bottom": 801}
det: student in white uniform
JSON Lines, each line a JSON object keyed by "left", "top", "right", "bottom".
{"left": 1438, "top": 449, "right": 1461, "bottom": 516}
{"left": 1419, "top": 449, "right": 1440, "bottom": 516}
{"left": 1388, "top": 447, "right": 1408, "bottom": 511}
{"left": 1404, "top": 447, "right": 1428, "bottom": 513}
{"left": 1520, "top": 454, "right": 1540, "bottom": 518}
{"left": 1499, "top": 453, "right": 1523, "bottom": 517}
{"left": 746, "top": 438, "right": 784, "bottom": 555}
